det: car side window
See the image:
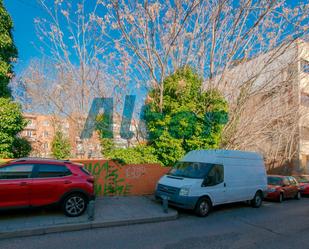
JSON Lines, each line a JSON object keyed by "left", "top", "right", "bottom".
{"left": 283, "top": 177, "right": 290, "bottom": 186}
{"left": 0, "top": 164, "right": 33, "bottom": 179}
{"left": 205, "top": 165, "right": 224, "bottom": 186}
{"left": 35, "top": 164, "right": 71, "bottom": 178}
{"left": 288, "top": 177, "right": 297, "bottom": 186}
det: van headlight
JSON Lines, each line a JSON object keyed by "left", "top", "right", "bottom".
{"left": 179, "top": 187, "right": 190, "bottom": 196}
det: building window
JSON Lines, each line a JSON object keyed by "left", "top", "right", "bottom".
{"left": 43, "top": 142, "right": 49, "bottom": 149}
{"left": 301, "top": 59, "right": 309, "bottom": 73}
{"left": 26, "top": 130, "right": 33, "bottom": 137}
{"left": 43, "top": 120, "right": 49, "bottom": 126}
{"left": 301, "top": 92, "right": 309, "bottom": 106}
{"left": 43, "top": 131, "right": 49, "bottom": 137}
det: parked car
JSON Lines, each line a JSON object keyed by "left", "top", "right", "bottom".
{"left": 0, "top": 158, "right": 95, "bottom": 217}
{"left": 265, "top": 175, "right": 301, "bottom": 202}
{"left": 293, "top": 175, "right": 309, "bottom": 196}
{"left": 155, "top": 150, "right": 267, "bottom": 217}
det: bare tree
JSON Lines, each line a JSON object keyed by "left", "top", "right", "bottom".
{"left": 12, "top": 0, "right": 309, "bottom": 166}
{"left": 98, "top": 0, "right": 308, "bottom": 169}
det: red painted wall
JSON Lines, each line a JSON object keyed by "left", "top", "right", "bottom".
{"left": 73, "top": 160, "right": 170, "bottom": 196}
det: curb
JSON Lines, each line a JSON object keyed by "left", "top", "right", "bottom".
{"left": 0, "top": 212, "right": 178, "bottom": 240}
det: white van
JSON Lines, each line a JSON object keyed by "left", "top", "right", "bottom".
{"left": 155, "top": 150, "right": 267, "bottom": 216}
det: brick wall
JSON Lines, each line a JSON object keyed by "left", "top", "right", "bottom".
{"left": 73, "top": 160, "right": 170, "bottom": 196}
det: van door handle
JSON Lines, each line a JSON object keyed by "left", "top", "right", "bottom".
{"left": 64, "top": 180, "right": 72, "bottom": 184}
{"left": 20, "top": 182, "right": 27, "bottom": 186}
{"left": 224, "top": 183, "right": 226, "bottom": 187}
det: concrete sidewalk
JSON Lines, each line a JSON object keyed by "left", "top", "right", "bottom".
{"left": 0, "top": 196, "right": 178, "bottom": 240}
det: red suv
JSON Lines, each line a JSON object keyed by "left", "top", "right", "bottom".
{"left": 0, "top": 158, "right": 95, "bottom": 217}
{"left": 265, "top": 175, "right": 301, "bottom": 202}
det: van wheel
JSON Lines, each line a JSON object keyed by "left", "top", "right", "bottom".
{"left": 251, "top": 191, "right": 263, "bottom": 208}
{"left": 278, "top": 193, "right": 284, "bottom": 203}
{"left": 195, "top": 197, "right": 212, "bottom": 217}
{"left": 295, "top": 191, "right": 301, "bottom": 200}
{"left": 62, "top": 193, "right": 88, "bottom": 217}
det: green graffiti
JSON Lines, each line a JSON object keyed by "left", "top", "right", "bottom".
{"left": 84, "top": 161, "right": 131, "bottom": 196}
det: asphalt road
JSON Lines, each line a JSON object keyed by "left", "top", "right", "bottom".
{"left": 1, "top": 198, "right": 309, "bottom": 249}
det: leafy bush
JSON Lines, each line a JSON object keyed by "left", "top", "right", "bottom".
{"left": 12, "top": 137, "right": 31, "bottom": 158}
{"left": 105, "top": 145, "right": 161, "bottom": 165}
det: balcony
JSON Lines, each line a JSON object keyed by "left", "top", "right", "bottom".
{"left": 25, "top": 124, "right": 36, "bottom": 130}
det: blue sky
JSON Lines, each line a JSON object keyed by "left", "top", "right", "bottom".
{"left": 4, "top": 0, "right": 305, "bottom": 74}
{"left": 4, "top": 0, "right": 46, "bottom": 73}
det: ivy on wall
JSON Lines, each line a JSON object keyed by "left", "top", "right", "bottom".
{"left": 84, "top": 161, "right": 131, "bottom": 196}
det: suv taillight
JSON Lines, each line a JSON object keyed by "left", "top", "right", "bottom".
{"left": 87, "top": 177, "right": 95, "bottom": 184}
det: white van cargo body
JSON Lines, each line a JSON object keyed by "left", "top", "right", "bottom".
{"left": 155, "top": 150, "right": 267, "bottom": 216}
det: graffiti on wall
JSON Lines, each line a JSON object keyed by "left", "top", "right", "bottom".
{"left": 125, "top": 165, "right": 146, "bottom": 179}
{"left": 84, "top": 161, "right": 132, "bottom": 196}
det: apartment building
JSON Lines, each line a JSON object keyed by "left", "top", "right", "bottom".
{"left": 21, "top": 112, "right": 140, "bottom": 158}
{"left": 210, "top": 40, "right": 309, "bottom": 173}
{"left": 21, "top": 114, "right": 102, "bottom": 158}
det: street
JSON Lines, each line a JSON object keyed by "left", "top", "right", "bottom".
{"left": 1, "top": 198, "right": 309, "bottom": 249}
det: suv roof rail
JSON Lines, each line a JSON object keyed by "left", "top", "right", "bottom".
{"left": 11, "top": 157, "right": 72, "bottom": 163}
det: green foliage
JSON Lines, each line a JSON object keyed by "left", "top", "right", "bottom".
{"left": 144, "top": 66, "right": 228, "bottom": 166}
{"left": 105, "top": 145, "right": 161, "bottom": 165}
{"left": 51, "top": 131, "right": 71, "bottom": 159}
{"left": 0, "top": 0, "right": 17, "bottom": 98}
{"left": 100, "top": 138, "right": 114, "bottom": 156}
{"left": 12, "top": 137, "right": 31, "bottom": 158}
{"left": 0, "top": 3, "right": 29, "bottom": 158}
{"left": 95, "top": 114, "right": 115, "bottom": 157}
{"left": 0, "top": 98, "right": 28, "bottom": 158}
{"left": 84, "top": 161, "right": 132, "bottom": 196}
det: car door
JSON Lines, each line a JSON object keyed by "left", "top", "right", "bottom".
{"left": 0, "top": 164, "right": 33, "bottom": 208}
{"left": 282, "top": 177, "right": 293, "bottom": 198}
{"left": 288, "top": 177, "right": 298, "bottom": 197}
{"left": 30, "top": 164, "right": 72, "bottom": 206}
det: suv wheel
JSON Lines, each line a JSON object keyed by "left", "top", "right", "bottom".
{"left": 195, "top": 197, "right": 212, "bottom": 217}
{"left": 62, "top": 193, "right": 88, "bottom": 217}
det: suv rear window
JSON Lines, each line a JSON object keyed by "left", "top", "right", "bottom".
{"left": 80, "top": 167, "right": 91, "bottom": 175}
{"left": 35, "top": 164, "right": 71, "bottom": 178}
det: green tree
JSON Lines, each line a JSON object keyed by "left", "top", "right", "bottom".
{"left": 0, "top": 1, "right": 30, "bottom": 158}
{"left": 0, "top": 98, "right": 28, "bottom": 158}
{"left": 144, "top": 66, "right": 228, "bottom": 166}
{"left": 51, "top": 131, "right": 71, "bottom": 159}
{"left": 12, "top": 137, "right": 31, "bottom": 158}
{"left": 95, "top": 113, "right": 115, "bottom": 157}
{"left": 0, "top": 0, "right": 17, "bottom": 98}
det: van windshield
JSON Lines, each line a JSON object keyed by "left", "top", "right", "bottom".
{"left": 168, "top": 162, "right": 215, "bottom": 179}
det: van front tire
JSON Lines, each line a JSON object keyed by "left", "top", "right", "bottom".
{"left": 195, "top": 197, "right": 212, "bottom": 217}
{"left": 251, "top": 191, "right": 263, "bottom": 208}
